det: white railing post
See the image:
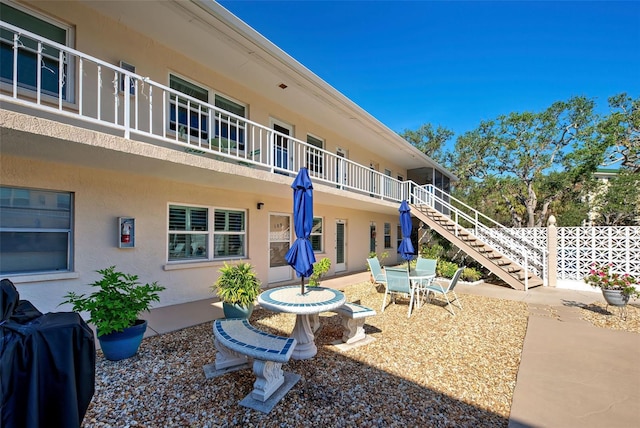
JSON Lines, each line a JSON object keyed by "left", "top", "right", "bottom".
{"left": 36, "top": 42, "right": 42, "bottom": 104}
{"left": 12, "top": 33, "right": 18, "bottom": 98}
{"left": 58, "top": 50, "right": 64, "bottom": 110}
{"left": 524, "top": 250, "right": 529, "bottom": 291}
{"left": 123, "top": 74, "right": 130, "bottom": 139}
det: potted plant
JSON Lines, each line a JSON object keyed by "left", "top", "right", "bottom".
{"left": 60, "top": 266, "right": 165, "bottom": 361}
{"left": 584, "top": 263, "right": 639, "bottom": 307}
{"left": 212, "top": 262, "right": 262, "bottom": 319}
{"left": 308, "top": 257, "right": 331, "bottom": 287}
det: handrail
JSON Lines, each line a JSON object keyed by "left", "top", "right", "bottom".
{"left": 1, "top": 21, "right": 548, "bottom": 287}
{"left": 413, "top": 185, "right": 548, "bottom": 288}
{"left": 0, "top": 20, "right": 424, "bottom": 204}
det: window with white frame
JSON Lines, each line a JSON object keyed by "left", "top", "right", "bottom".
{"left": 306, "top": 135, "right": 324, "bottom": 175}
{"left": 213, "top": 209, "right": 245, "bottom": 258}
{"left": 214, "top": 94, "right": 246, "bottom": 151}
{"left": 397, "top": 224, "right": 402, "bottom": 250}
{"left": 168, "top": 205, "right": 246, "bottom": 261}
{"left": 0, "top": 186, "right": 73, "bottom": 274}
{"left": 0, "top": 2, "right": 74, "bottom": 100}
{"left": 310, "top": 217, "right": 323, "bottom": 252}
{"left": 169, "top": 74, "right": 209, "bottom": 140}
{"left": 384, "top": 222, "right": 391, "bottom": 248}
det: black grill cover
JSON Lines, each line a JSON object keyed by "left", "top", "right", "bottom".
{"left": 1, "top": 279, "right": 96, "bottom": 428}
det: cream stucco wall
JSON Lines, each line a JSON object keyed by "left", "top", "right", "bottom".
{"left": 2, "top": 2, "right": 417, "bottom": 313}
{"left": 22, "top": 1, "right": 411, "bottom": 180}
{"left": 1, "top": 153, "right": 400, "bottom": 313}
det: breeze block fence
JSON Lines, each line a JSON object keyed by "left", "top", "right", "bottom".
{"left": 507, "top": 226, "right": 640, "bottom": 291}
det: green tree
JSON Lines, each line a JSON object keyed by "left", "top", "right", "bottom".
{"left": 598, "top": 93, "right": 640, "bottom": 173}
{"left": 449, "top": 96, "right": 596, "bottom": 227}
{"left": 589, "top": 171, "right": 640, "bottom": 225}
{"left": 399, "top": 123, "right": 453, "bottom": 165}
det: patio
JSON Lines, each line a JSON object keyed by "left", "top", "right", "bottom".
{"left": 82, "top": 278, "right": 640, "bottom": 427}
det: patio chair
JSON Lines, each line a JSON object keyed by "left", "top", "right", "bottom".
{"left": 381, "top": 267, "right": 417, "bottom": 318}
{"left": 415, "top": 257, "right": 437, "bottom": 275}
{"left": 422, "top": 267, "right": 465, "bottom": 316}
{"left": 367, "top": 257, "right": 387, "bottom": 287}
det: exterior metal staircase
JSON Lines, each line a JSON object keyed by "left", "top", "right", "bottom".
{"left": 411, "top": 185, "right": 546, "bottom": 291}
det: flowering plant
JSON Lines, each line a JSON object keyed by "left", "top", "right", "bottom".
{"left": 584, "top": 263, "right": 639, "bottom": 297}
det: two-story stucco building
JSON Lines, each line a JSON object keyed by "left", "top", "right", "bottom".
{"left": 0, "top": 0, "right": 455, "bottom": 313}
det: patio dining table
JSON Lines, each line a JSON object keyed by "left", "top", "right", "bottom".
{"left": 258, "top": 286, "right": 346, "bottom": 360}
{"left": 409, "top": 270, "right": 436, "bottom": 308}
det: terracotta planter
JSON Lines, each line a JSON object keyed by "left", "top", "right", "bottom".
{"left": 601, "top": 289, "right": 630, "bottom": 307}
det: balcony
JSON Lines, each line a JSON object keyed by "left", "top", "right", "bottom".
{"left": 0, "top": 21, "right": 421, "bottom": 205}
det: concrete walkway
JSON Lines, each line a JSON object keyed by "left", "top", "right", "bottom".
{"left": 139, "top": 272, "right": 640, "bottom": 427}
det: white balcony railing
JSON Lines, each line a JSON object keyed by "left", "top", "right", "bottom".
{"left": 1, "top": 21, "right": 554, "bottom": 288}
{"left": 0, "top": 21, "right": 417, "bottom": 203}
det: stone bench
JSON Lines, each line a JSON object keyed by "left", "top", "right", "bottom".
{"left": 206, "top": 318, "right": 300, "bottom": 413}
{"left": 311, "top": 302, "right": 376, "bottom": 344}
{"left": 332, "top": 302, "right": 377, "bottom": 344}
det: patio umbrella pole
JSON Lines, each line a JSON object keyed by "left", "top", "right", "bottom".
{"left": 285, "top": 167, "right": 316, "bottom": 298}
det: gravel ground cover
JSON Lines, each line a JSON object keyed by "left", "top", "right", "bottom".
{"left": 83, "top": 282, "right": 638, "bottom": 428}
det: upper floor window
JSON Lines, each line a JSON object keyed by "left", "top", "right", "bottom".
{"left": 306, "top": 134, "right": 324, "bottom": 175}
{"left": 0, "top": 2, "right": 74, "bottom": 100}
{"left": 0, "top": 186, "right": 73, "bottom": 275}
{"left": 214, "top": 94, "right": 246, "bottom": 151}
{"left": 168, "top": 204, "right": 246, "bottom": 261}
{"left": 310, "top": 217, "right": 323, "bottom": 252}
{"left": 169, "top": 74, "right": 209, "bottom": 140}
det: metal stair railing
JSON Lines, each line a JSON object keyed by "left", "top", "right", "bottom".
{"left": 411, "top": 185, "right": 547, "bottom": 289}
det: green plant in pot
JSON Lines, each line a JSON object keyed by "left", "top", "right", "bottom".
{"left": 60, "top": 266, "right": 165, "bottom": 361}
{"left": 584, "top": 262, "right": 639, "bottom": 307}
{"left": 213, "top": 262, "right": 262, "bottom": 319}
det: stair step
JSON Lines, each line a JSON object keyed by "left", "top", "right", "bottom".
{"left": 526, "top": 279, "right": 544, "bottom": 288}
{"left": 517, "top": 272, "right": 534, "bottom": 281}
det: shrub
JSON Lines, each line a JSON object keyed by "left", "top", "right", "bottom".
{"left": 212, "top": 262, "right": 262, "bottom": 307}
{"left": 309, "top": 257, "right": 331, "bottom": 286}
{"left": 437, "top": 260, "right": 459, "bottom": 278}
{"left": 462, "top": 267, "right": 482, "bottom": 282}
{"left": 420, "top": 243, "right": 444, "bottom": 260}
{"left": 60, "top": 266, "right": 165, "bottom": 336}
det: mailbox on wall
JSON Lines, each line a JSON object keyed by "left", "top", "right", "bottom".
{"left": 118, "top": 217, "right": 135, "bottom": 248}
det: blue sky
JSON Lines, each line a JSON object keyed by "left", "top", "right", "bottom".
{"left": 218, "top": 1, "right": 640, "bottom": 140}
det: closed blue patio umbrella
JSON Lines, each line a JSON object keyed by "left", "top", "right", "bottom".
{"left": 285, "top": 167, "right": 316, "bottom": 294}
{"left": 398, "top": 200, "right": 415, "bottom": 271}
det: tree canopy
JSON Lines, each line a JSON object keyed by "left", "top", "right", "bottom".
{"left": 401, "top": 93, "right": 640, "bottom": 227}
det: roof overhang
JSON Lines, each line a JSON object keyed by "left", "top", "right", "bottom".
{"left": 80, "top": 0, "right": 456, "bottom": 180}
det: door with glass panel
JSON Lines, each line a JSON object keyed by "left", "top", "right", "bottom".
{"left": 268, "top": 213, "right": 292, "bottom": 283}
{"left": 272, "top": 120, "right": 293, "bottom": 173}
{"left": 335, "top": 220, "right": 346, "bottom": 272}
